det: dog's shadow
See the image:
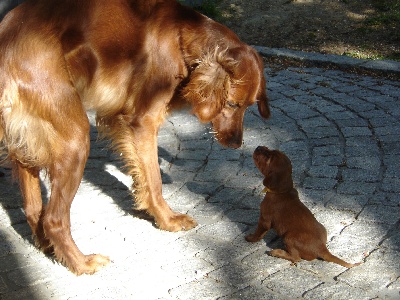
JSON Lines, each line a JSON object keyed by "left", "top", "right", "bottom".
{"left": 0, "top": 125, "right": 177, "bottom": 242}
{"left": 80, "top": 127, "right": 175, "bottom": 227}
{"left": 260, "top": 230, "right": 285, "bottom": 254}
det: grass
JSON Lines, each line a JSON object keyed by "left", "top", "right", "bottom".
{"left": 364, "top": 0, "right": 400, "bottom": 28}
{"left": 355, "top": 0, "right": 400, "bottom": 61}
{"left": 178, "top": 0, "right": 220, "bottom": 19}
{"left": 343, "top": 50, "right": 384, "bottom": 60}
{"left": 181, "top": 0, "right": 400, "bottom": 61}
{"left": 371, "top": 0, "right": 400, "bottom": 11}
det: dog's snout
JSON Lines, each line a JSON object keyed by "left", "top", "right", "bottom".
{"left": 223, "top": 130, "right": 243, "bottom": 149}
{"left": 229, "top": 139, "right": 242, "bottom": 149}
{"left": 254, "top": 146, "right": 270, "bottom": 155}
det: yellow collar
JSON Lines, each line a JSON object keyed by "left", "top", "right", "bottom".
{"left": 261, "top": 187, "right": 272, "bottom": 193}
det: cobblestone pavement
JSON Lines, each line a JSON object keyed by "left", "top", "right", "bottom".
{"left": 1, "top": 50, "right": 399, "bottom": 300}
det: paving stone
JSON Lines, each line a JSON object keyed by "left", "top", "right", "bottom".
{"left": 312, "top": 208, "right": 356, "bottom": 238}
{"left": 338, "top": 249, "right": 400, "bottom": 293}
{"left": 336, "top": 181, "right": 378, "bottom": 195}
{"left": 304, "top": 126, "right": 340, "bottom": 139}
{"left": 262, "top": 267, "right": 323, "bottom": 298}
{"left": 303, "top": 177, "right": 337, "bottom": 190}
{"left": 169, "top": 277, "right": 238, "bottom": 300}
{"left": 341, "top": 126, "right": 373, "bottom": 137}
{"left": 358, "top": 204, "right": 400, "bottom": 225}
{"left": 345, "top": 156, "right": 381, "bottom": 170}
{"left": 341, "top": 168, "right": 380, "bottom": 182}
{"left": 223, "top": 208, "right": 260, "bottom": 225}
{"left": 196, "top": 221, "right": 247, "bottom": 243}
{"left": 312, "top": 154, "right": 344, "bottom": 166}
{"left": 382, "top": 177, "right": 400, "bottom": 193}
{"left": 220, "top": 285, "right": 285, "bottom": 300}
{"left": 312, "top": 145, "right": 341, "bottom": 157}
{"left": 161, "top": 257, "right": 214, "bottom": 282}
{"left": 339, "top": 220, "right": 392, "bottom": 247}
{"left": 325, "top": 193, "right": 368, "bottom": 213}
{"left": 303, "top": 281, "right": 372, "bottom": 300}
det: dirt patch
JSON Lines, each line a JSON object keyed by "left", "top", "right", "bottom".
{"left": 215, "top": 0, "right": 400, "bottom": 60}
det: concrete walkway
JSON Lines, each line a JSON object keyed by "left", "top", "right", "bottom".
{"left": 1, "top": 49, "right": 399, "bottom": 299}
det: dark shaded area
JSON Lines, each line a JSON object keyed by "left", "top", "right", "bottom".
{"left": 0, "top": 0, "right": 24, "bottom": 20}
{"left": 216, "top": 0, "right": 400, "bottom": 60}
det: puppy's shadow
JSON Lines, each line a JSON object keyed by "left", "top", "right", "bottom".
{"left": 262, "top": 230, "right": 285, "bottom": 253}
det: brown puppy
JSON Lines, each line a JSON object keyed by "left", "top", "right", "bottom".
{"left": 246, "top": 146, "right": 361, "bottom": 268}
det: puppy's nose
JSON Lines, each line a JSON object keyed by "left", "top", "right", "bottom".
{"left": 254, "top": 146, "right": 270, "bottom": 157}
{"left": 255, "top": 146, "right": 268, "bottom": 152}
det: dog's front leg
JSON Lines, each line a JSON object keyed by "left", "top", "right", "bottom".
{"left": 245, "top": 218, "right": 270, "bottom": 242}
{"left": 134, "top": 123, "right": 198, "bottom": 231}
{"left": 108, "top": 115, "right": 197, "bottom": 232}
{"left": 245, "top": 199, "right": 271, "bottom": 242}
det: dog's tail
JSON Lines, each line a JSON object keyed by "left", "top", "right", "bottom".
{"left": 320, "top": 249, "right": 362, "bottom": 268}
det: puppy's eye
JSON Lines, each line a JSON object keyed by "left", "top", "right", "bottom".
{"left": 226, "top": 101, "right": 239, "bottom": 109}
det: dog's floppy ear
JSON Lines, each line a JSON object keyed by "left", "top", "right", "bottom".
{"left": 257, "top": 76, "right": 270, "bottom": 119}
{"left": 263, "top": 152, "right": 294, "bottom": 192}
{"left": 183, "top": 47, "right": 236, "bottom": 123}
{"left": 254, "top": 53, "right": 270, "bottom": 119}
{"left": 263, "top": 169, "right": 280, "bottom": 191}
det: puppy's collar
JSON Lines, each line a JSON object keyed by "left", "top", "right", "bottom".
{"left": 261, "top": 187, "right": 272, "bottom": 193}
{"left": 262, "top": 187, "right": 287, "bottom": 194}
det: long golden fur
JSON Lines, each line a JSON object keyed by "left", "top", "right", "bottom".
{"left": 0, "top": 0, "right": 270, "bottom": 275}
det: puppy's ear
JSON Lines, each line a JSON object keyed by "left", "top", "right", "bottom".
{"left": 263, "top": 171, "right": 278, "bottom": 191}
{"left": 263, "top": 155, "right": 294, "bottom": 192}
{"left": 183, "top": 47, "right": 236, "bottom": 123}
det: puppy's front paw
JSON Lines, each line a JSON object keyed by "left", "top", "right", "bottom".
{"left": 245, "top": 233, "right": 261, "bottom": 243}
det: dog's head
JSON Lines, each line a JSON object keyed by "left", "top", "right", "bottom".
{"left": 253, "top": 146, "right": 293, "bottom": 192}
{"left": 183, "top": 46, "right": 270, "bottom": 148}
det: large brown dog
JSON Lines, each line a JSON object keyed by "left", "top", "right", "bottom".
{"left": 246, "top": 146, "right": 361, "bottom": 268}
{"left": 0, "top": 0, "right": 270, "bottom": 274}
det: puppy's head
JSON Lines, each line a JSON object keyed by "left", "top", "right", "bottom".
{"left": 183, "top": 45, "right": 270, "bottom": 149}
{"left": 253, "top": 146, "right": 293, "bottom": 192}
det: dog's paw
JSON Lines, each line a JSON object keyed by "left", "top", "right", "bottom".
{"left": 72, "top": 254, "right": 111, "bottom": 276}
{"left": 157, "top": 213, "right": 198, "bottom": 232}
{"left": 245, "top": 233, "right": 261, "bottom": 243}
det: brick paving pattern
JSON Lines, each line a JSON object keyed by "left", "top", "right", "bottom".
{"left": 1, "top": 51, "right": 399, "bottom": 299}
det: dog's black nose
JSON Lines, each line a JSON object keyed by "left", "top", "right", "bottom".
{"left": 229, "top": 140, "right": 242, "bottom": 149}
{"left": 255, "top": 146, "right": 269, "bottom": 152}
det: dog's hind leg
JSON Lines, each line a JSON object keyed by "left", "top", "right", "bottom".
{"left": 269, "top": 248, "right": 301, "bottom": 264}
{"left": 16, "top": 164, "right": 51, "bottom": 252}
{"left": 41, "top": 112, "right": 110, "bottom": 275}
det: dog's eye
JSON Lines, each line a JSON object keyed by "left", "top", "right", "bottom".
{"left": 226, "top": 101, "right": 239, "bottom": 109}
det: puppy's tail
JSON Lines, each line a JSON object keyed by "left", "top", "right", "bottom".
{"left": 320, "top": 249, "right": 362, "bottom": 268}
